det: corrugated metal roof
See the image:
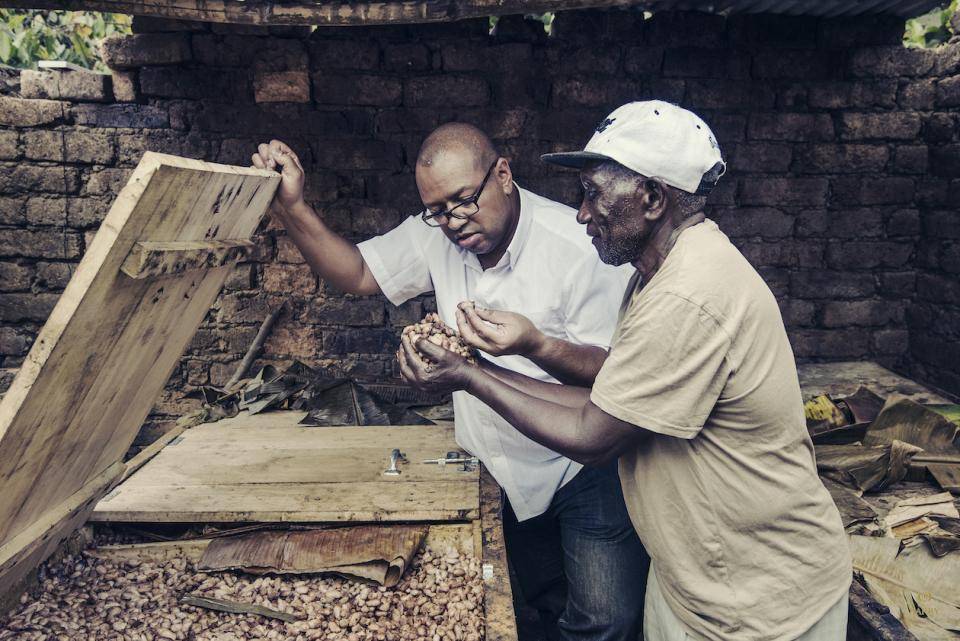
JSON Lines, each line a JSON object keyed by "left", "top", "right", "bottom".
{"left": 638, "top": 0, "right": 945, "bottom": 17}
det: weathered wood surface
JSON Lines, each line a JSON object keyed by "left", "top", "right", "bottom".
{"left": 92, "top": 415, "right": 480, "bottom": 523}
{"left": 0, "top": 152, "right": 278, "bottom": 599}
{"left": 120, "top": 239, "right": 255, "bottom": 279}
{"left": 480, "top": 467, "right": 518, "bottom": 641}
{"left": 797, "top": 362, "right": 952, "bottom": 404}
{"left": 0, "top": 0, "right": 632, "bottom": 25}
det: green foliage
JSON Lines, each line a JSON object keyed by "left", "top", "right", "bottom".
{"left": 0, "top": 10, "right": 131, "bottom": 71}
{"left": 904, "top": 1, "right": 958, "bottom": 48}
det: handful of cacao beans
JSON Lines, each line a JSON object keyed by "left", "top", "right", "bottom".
{"left": 401, "top": 312, "right": 477, "bottom": 365}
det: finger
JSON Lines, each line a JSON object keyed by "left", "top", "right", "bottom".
{"left": 257, "top": 143, "right": 276, "bottom": 171}
{"left": 401, "top": 334, "right": 429, "bottom": 370}
{"left": 472, "top": 305, "right": 510, "bottom": 324}
{"left": 397, "top": 347, "right": 417, "bottom": 383}
{"left": 415, "top": 337, "right": 453, "bottom": 362}
{"left": 251, "top": 153, "right": 266, "bottom": 169}
{"left": 456, "top": 308, "right": 494, "bottom": 351}
{"left": 462, "top": 305, "right": 497, "bottom": 341}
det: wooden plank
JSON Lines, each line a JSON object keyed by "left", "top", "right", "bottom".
{"left": 120, "top": 239, "right": 255, "bottom": 279}
{"left": 0, "top": 0, "right": 633, "bottom": 25}
{"left": 92, "top": 417, "right": 479, "bottom": 523}
{"left": 797, "top": 361, "right": 951, "bottom": 404}
{"left": 480, "top": 467, "right": 519, "bottom": 641}
{"left": 0, "top": 152, "right": 278, "bottom": 594}
{"left": 928, "top": 464, "right": 960, "bottom": 494}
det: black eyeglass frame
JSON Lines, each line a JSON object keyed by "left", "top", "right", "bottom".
{"left": 420, "top": 160, "right": 499, "bottom": 228}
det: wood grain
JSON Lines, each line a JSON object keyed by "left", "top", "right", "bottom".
{"left": 120, "top": 239, "right": 255, "bottom": 279}
{"left": 0, "top": 152, "right": 278, "bottom": 594}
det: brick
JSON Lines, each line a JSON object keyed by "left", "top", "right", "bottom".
{"left": 747, "top": 113, "right": 833, "bottom": 142}
{"left": 752, "top": 50, "right": 834, "bottom": 80}
{"left": 218, "top": 293, "right": 275, "bottom": 323}
{"left": 23, "top": 130, "right": 115, "bottom": 164}
{"left": 224, "top": 264, "right": 256, "bottom": 290}
{"left": 313, "top": 140, "right": 403, "bottom": 172}
{"left": 887, "top": 209, "right": 921, "bottom": 236}
{"left": 0, "top": 197, "right": 24, "bottom": 225}
{"left": 71, "top": 103, "right": 169, "bottom": 128}
{"left": 936, "top": 75, "right": 960, "bottom": 108}
{"left": 830, "top": 177, "right": 915, "bottom": 206}
{"left": 740, "top": 177, "right": 828, "bottom": 206}
{"left": 717, "top": 207, "right": 793, "bottom": 238}
{"left": 807, "top": 81, "right": 898, "bottom": 109}
{"left": 735, "top": 240, "right": 824, "bottom": 269}
{"left": 790, "top": 270, "right": 876, "bottom": 299}
{"left": 662, "top": 48, "right": 749, "bottom": 79}
{"left": 789, "top": 329, "right": 870, "bottom": 359}
{"left": 313, "top": 73, "right": 402, "bottom": 107}
{"left": 0, "top": 96, "right": 66, "bottom": 126}
{"left": 100, "top": 34, "right": 192, "bottom": 69}
{"left": 262, "top": 263, "right": 316, "bottom": 294}
{"left": 66, "top": 197, "right": 110, "bottom": 228}
{"left": 83, "top": 168, "right": 133, "bottom": 196}
{"left": 686, "top": 80, "right": 775, "bottom": 110}
{"left": 778, "top": 299, "right": 817, "bottom": 327}
{"left": 918, "top": 272, "right": 960, "bottom": 305}
{"left": 222, "top": 326, "right": 261, "bottom": 354}
{"left": 941, "top": 242, "right": 960, "bottom": 273}
{"left": 0, "top": 292, "right": 59, "bottom": 321}
{"left": 930, "top": 144, "right": 960, "bottom": 177}
{"left": 21, "top": 68, "right": 111, "bottom": 102}
{"left": 110, "top": 71, "right": 138, "bottom": 102}
{"left": 922, "top": 113, "right": 956, "bottom": 144}
{"left": 0, "top": 262, "right": 33, "bottom": 291}
{"left": 264, "top": 324, "right": 318, "bottom": 358}
{"left": 322, "top": 328, "right": 396, "bottom": 355}
{"left": 0, "top": 165, "right": 81, "bottom": 195}
{"left": 441, "top": 108, "right": 537, "bottom": 140}
{"left": 848, "top": 46, "right": 934, "bottom": 77}
{"left": 555, "top": 45, "right": 621, "bottom": 76}
{"left": 646, "top": 12, "right": 726, "bottom": 47}
{"left": 35, "top": 261, "right": 74, "bottom": 289}
{"left": 276, "top": 236, "right": 306, "bottom": 263}
{"left": 115, "top": 131, "right": 211, "bottom": 167}
{"left": 825, "top": 241, "right": 912, "bottom": 269}
{"left": 872, "top": 329, "right": 909, "bottom": 355}
{"left": 880, "top": 271, "right": 915, "bottom": 297}
{"left": 838, "top": 113, "right": 921, "bottom": 141}
{"left": 792, "top": 144, "right": 888, "bottom": 174}
{"left": 550, "top": 77, "right": 642, "bottom": 109}
{"left": 440, "top": 43, "right": 486, "bottom": 72}
{"left": 405, "top": 76, "right": 489, "bottom": 107}
{"left": 384, "top": 43, "right": 430, "bottom": 71}
{"left": 387, "top": 299, "right": 424, "bottom": 326}
{"left": 0, "top": 130, "right": 18, "bottom": 161}
{"left": 308, "top": 39, "right": 380, "bottom": 71}
{"left": 140, "top": 67, "right": 250, "bottom": 101}
{"left": 893, "top": 146, "right": 928, "bottom": 175}
{"left": 819, "top": 16, "right": 904, "bottom": 47}
{"left": 0, "top": 229, "right": 82, "bottom": 259}
{"left": 923, "top": 210, "right": 960, "bottom": 238}
{"left": 822, "top": 300, "right": 902, "bottom": 328}
{"left": 25, "top": 197, "right": 68, "bottom": 225}
{"left": 898, "top": 80, "right": 935, "bottom": 110}
{"left": 708, "top": 114, "right": 747, "bottom": 145}
{"left": 254, "top": 71, "right": 310, "bottom": 103}
{"left": 622, "top": 46, "right": 664, "bottom": 76}
{"left": 302, "top": 297, "right": 385, "bottom": 326}
{"left": 0, "top": 327, "right": 30, "bottom": 356}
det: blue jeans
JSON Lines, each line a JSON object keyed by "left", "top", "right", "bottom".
{"left": 504, "top": 462, "right": 649, "bottom": 641}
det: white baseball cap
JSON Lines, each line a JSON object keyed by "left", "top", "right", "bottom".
{"left": 542, "top": 101, "right": 726, "bottom": 195}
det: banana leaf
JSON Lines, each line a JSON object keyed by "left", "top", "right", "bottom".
{"left": 864, "top": 398, "right": 960, "bottom": 454}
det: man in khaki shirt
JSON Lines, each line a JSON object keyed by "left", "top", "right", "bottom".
{"left": 397, "top": 101, "right": 852, "bottom": 641}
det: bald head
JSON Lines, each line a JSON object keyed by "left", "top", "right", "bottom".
{"left": 418, "top": 122, "right": 498, "bottom": 171}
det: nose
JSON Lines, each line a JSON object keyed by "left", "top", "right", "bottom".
{"left": 445, "top": 215, "right": 469, "bottom": 232}
{"left": 576, "top": 206, "right": 592, "bottom": 226}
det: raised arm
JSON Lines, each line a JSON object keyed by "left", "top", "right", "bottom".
{"left": 456, "top": 304, "right": 608, "bottom": 386}
{"left": 252, "top": 140, "right": 380, "bottom": 296}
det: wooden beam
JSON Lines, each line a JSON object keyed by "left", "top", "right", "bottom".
{"left": 480, "top": 467, "right": 518, "bottom": 641}
{"left": 0, "top": 0, "right": 633, "bottom": 25}
{"left": 120, "top": 239, "right": 255, "bottom": 279}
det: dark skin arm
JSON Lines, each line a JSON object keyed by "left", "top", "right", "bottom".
{"left": 399, "top": 335, "right": 648, "bottom": 466}
{"left": 479, "top": 358, "right": 590, "bottom": 408}
{"left": 455, "top": 303, "right": 608, "bottom": 387}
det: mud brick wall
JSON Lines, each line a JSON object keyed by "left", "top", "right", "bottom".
{"left": 1, "top": 10, "right": 959, "bottom": 437}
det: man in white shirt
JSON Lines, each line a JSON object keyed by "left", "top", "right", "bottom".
{"left": 251, "top": 124, "right": 648, "bottom": 641}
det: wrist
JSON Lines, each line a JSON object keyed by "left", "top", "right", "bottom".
{"left": 526, "top": 331, "right": 550, "bottom": 361}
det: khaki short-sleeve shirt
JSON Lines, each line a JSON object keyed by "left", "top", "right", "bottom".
{"left": 591, "top": 220, "right": 851, "bottom": 641}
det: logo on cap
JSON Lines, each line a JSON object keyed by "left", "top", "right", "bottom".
{"left": 595, "top": 117, "right": 616, "bottom": 133}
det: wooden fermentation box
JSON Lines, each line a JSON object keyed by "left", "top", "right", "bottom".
{"left": 0, "top": 153, "right": 518, "bottom": 641}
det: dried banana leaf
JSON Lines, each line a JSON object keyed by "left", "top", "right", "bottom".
{"left": 198, "top": 525, "right": 428, "bottom": 587}
{"left": 805, "top": 395, "right": 849, "bottom": 436}
{"left": 839, "top": 386, "right": 887, "bottom": 425}
{"left": 821, "top": 477, "right": 880, "bottom": 530}
{"left": 851, "top": 534, "right": 960, "bottom": 638}
{"left": 864, "top": 397, "right": 960, "bottom": 454}
{"left": 817, "top": 441, "right": 922, "bottom": 494}
{"left": 298, "top": 381, "right": 433, "bottom": 427}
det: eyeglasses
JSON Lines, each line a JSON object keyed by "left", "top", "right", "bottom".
{"left": 420, "top": 160, "right": 498, "bottom": 228}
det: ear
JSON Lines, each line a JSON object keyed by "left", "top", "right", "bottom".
{"left": 639, "top": 179, "right": 668, "bottom": 222}
{"left": 495, "top": 157, "right": 514, "bottom": 194}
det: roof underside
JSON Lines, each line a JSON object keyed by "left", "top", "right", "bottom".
{"left": 0, "top": 0, "right": 941, "bottom": 27}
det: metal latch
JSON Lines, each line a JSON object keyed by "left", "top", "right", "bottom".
{"left": 383, "top": 448, "right": 408, "bottom": 476}
{"left": 423, "top": 450, "right": 479, "bottom": 472}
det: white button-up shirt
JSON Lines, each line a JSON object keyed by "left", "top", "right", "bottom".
{"left": 358, "top": 186, "right": 632, "bottom": 520}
